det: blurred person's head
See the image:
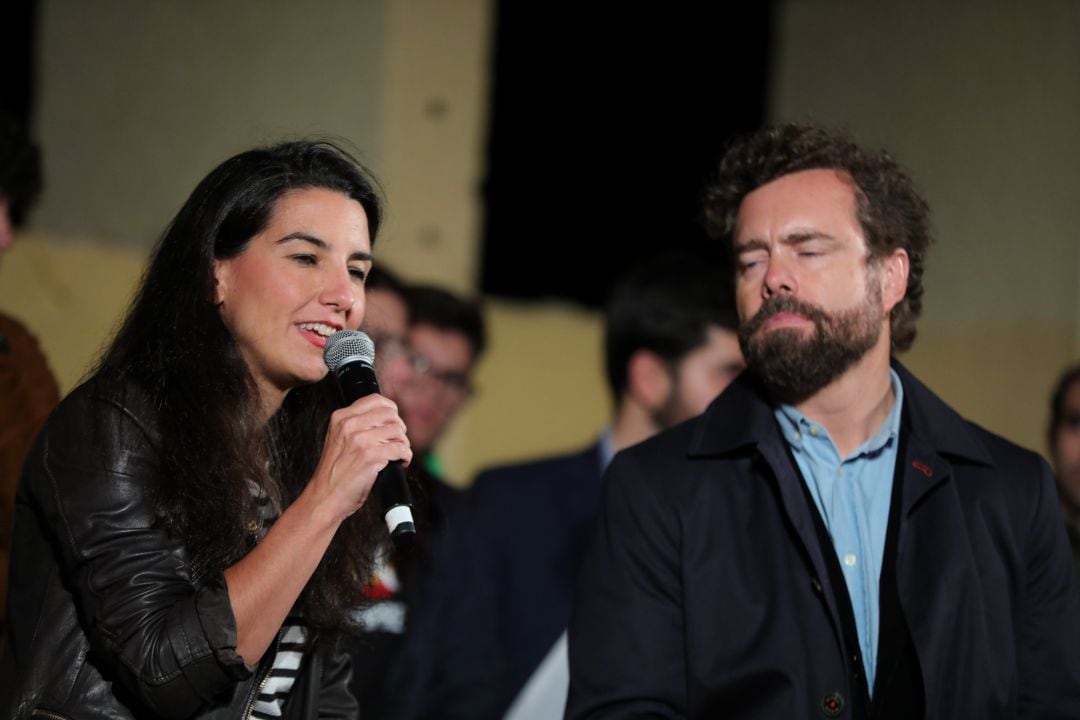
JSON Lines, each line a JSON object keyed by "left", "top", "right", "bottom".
{"left": 0, "top": 114, "right": 43, "bottom": 255}
{"left": 1049, "top": 364, "right": 1080, "bottom": 519}
{"left": 361, "top": 265, "right": 414, "bottom": 400}
{"left": 605, "top": 248, "right": 744, "bottom": 434}
{"left": 396, "top": 285, "right": 485, "bottom": 456}
{"left": 363, "top": 265, "right": 410, "bottom": 343}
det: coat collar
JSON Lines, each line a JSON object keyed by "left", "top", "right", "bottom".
{"left": 688, "top": 361, "right": 994, "bottom": 469}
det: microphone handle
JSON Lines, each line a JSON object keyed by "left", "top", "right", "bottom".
{"left": 375, "top": 461, "right": 416, "bottom": 550}
{"left": 335, "top": 362, "right": 416, "bottom": 552}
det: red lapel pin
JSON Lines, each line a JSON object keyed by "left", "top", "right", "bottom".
{"left": 912, "top": 460, "right": 933, "bottom": 477}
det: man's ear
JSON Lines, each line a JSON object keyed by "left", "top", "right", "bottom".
{"left": 626, "top": 349, "right": 673, "bottom": 412}
{"left": 880, "top": 248, "right": 909, "bottom": 313}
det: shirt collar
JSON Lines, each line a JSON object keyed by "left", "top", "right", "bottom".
{"left": 775, "top": 368, "right": 904, "bottom": 459}
{"left": 598, "top": 427, "right": 618, "bottom": 472}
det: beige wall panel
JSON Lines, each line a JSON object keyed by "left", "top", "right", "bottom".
{"left": 906, "top": 330, "right": 1073, "bottom": 456}
{"left": 0, "top": 233, "right": 145, "bottom": 390}
{"left": 35, "top": 0, "right": 389, "bottom": 250}
{"left": 375, "top": 0, "right": 493, "bottom": 293}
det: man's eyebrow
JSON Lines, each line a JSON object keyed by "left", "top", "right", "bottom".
{"left": 781, "top": 230, "right": 836, "bottom": 245}
{"left": 277, "top": 232, "right": 373, "bottom": 262}
{"left": 733, "top": 238, "right": 769, "bottom": 254}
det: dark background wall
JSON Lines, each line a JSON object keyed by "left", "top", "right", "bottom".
{"left": 0, "top": 1, "right": 36, "bottom": 124}
{"left": 481, "top": 4, "right": 773, "bottom": 307}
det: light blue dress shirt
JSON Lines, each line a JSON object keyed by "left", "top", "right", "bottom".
{"left": 773, "top": 369, "right": 903, "bottom": 695}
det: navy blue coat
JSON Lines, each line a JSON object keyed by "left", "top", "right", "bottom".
{"left": 567, "top": 366, "right": 1080, "bottom": 719}
{"left": 402, "top": 443, "right": 605, "bottom": 718}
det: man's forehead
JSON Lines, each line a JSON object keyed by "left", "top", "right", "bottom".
{"left": 364, "top": 288, "right": 409, "bottom": 340}
{"left": 733, "top": 168, "right": 862, "bottom": 246}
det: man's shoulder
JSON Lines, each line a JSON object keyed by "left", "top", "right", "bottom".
{"left": 951, "top": 416, "right": 1048, "bottom": 482}
{"left": 898, "top": 364, "right": 1044, "bottom": 471}
{"left": 472, "top": 443, "right": 602, "bottom": 494}
{"left": 619, "top": 374, "right": 771, "bottom": 470}
{"left": 603, "top": 416, "right": 715, "bottom": 507}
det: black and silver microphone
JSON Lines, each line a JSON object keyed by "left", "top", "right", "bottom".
{"left": 324, "top": 329, "right": 415, "bottom": 552}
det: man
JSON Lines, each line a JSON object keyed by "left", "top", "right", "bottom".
{"left": 347, "top": 264, "right": 419, "bottom": 717}
{"left": 363, "top": 266, "right": 411, "bottom": 358}
{"left": 394, "top": 284, "right": 485, "bottom": 492}
{"left": 403, "top": 250, "right": 744, "bottom": 719}
{"left": 1048, "top": 364, "right": 1080, "bottom": 579}
{"left": 351, "top": 278, "right": 485, "bottom": 718}
{"left": 358, "top": 285, "right": 482, "bottom": 718}
{"left": 0, "top": 116, "right": 59, "bottom": 644}
{"left": 568, "top": 124, "right": 1080, "bottom": 719}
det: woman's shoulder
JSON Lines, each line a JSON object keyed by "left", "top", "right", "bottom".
{"left": 38, "top": 372, "right": 164, "bottom": 474}
{"left": 60, "top": 372, "right": 157, "bottom": 423}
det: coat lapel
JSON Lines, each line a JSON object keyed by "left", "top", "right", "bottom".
{"left": 689, "top": 374, "right": 848, "bottom": 654}
{"left": 892, "top": 365, "right": 996, "bottom": 710}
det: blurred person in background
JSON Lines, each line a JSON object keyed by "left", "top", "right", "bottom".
{"left": 1048, "top": 363, "right": 1080, "bottom": 580}
{"left": 361, "top": 265, "right": 415, "bottom": 400}
{"left": 0, "top": 113, "right": 59, "bottom": 648}
{"left": 395, "top": 284, "right": 486, "bottom": 512}
{"left": 348, "top": 263, "right": 417, "bottom": 716}
{"left": 350, "top": 280, "right": 486, "bottom": 719}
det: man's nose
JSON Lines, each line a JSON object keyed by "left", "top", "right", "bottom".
{"left": 762, "top": 256, "right": 796, "bottom": 298}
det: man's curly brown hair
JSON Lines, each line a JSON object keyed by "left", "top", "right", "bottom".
{"left": 702, "top": 123, "right": 932, "bottom": 353}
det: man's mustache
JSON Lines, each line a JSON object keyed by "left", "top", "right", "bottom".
{"left": 741, "top": 295, "right": 828, "bottom": 337}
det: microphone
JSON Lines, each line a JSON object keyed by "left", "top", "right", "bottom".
{"left": 324, "top": 329, "right": 416, "bottom": 551}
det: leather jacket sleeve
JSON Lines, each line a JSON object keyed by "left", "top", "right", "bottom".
{"left": 28, "top": 380, "right": 251, "bottom": 718}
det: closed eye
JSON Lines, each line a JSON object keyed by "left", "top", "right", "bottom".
{"left": 291, "top": 253, "right": 317, "bottom": 266}
{"left": 737, "top": 254, "right": 767, "bottom": 274}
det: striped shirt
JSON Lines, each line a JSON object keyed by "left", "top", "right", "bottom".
{"left": 250, "top": 619, "right": 309, "bottom": 718}
{"left": 247, "top": 481, "right": 310, "bottom": 718}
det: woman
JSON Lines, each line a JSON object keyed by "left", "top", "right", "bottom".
{"left": 0, "top": 141, "right": 411, "bottom": 718}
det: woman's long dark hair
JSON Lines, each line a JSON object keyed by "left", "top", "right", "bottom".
{"left": 97, "top": 140, "right": 383, "bottom": 630}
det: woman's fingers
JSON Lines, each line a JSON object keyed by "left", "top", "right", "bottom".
{"left": 313, "top": 394, "right": 412, "bottom": 514}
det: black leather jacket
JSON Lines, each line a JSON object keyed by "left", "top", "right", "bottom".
{"left": 0, "top": 376, "right": 358, "bottom": 719}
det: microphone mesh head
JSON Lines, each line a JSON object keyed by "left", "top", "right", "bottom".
{"left": 323, "top": 330, "right": 375, "bottom": 373}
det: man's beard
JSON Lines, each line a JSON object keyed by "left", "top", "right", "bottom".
{"left": 738, "top": 283, "right": 884, "bottom": 403}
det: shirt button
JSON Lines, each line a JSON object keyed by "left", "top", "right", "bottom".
{"left": 791, "top": 431, "right": 801, "bottom": 442}
{"left": 837, "top": 467, "right": 845, "bottom": 477}
{"left": 808, "top": 425, "right": 819, "bottom": 437}
{"left": 821, "top": 691, "right": 845, "bottom": 717}
{"left": 843, "top": 553, "right": 857, "bottom": 567}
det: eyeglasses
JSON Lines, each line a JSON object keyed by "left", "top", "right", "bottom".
{"left": 372, "top": 333, "right": 473, "bottom": 400}
{"left": 406, "top": 351, "right": 473, "bottom": 399}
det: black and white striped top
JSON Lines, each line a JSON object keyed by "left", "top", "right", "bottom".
{"left": 247, "top": 481, "right": 310, "bottom": 719}
{"left": 250, "top": 618, "right": 308, "bottom": 718}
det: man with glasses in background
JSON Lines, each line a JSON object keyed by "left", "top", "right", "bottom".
{"left": 395, "top": 285, "right": 485, "bottom": 489}
{"left": 349, "top": 272, "right": 486, "bottom": 717}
